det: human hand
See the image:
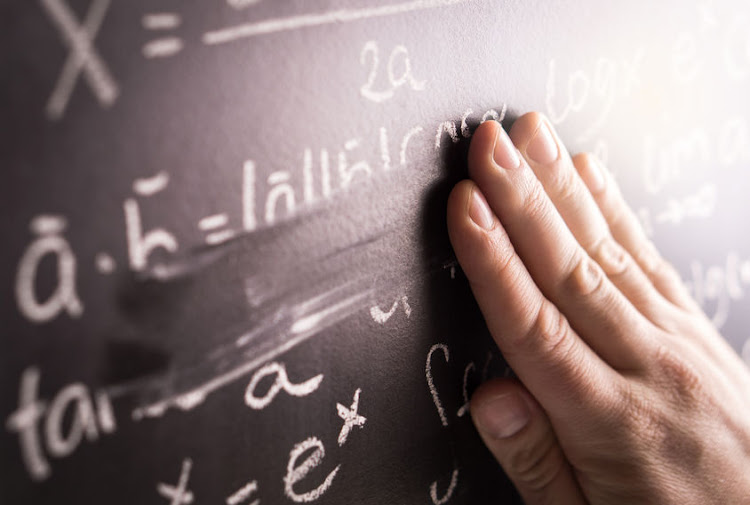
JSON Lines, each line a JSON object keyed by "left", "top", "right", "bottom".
{"left": 446, "top": 113, "right": 750, "bottom": 504}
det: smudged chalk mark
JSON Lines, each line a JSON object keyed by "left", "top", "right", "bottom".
{"left": 131, "top": 287, "right": 372, "bottom": 420}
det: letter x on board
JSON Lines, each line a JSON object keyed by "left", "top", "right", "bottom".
{"left": 40, "top": 0, "right": 119, "bottom": 120}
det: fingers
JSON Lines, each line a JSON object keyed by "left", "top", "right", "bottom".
{"left": 572, "top": 152, "right": 700, "bottom": 313}
{"left": 447, "top": 180, "right": 621, "bottom": 421}
{"left": 508, "top": 113, "right": 609, "bottom": 252}
{"left": 465, "top": 120, "right": 656, "bottom": 370}
{"left": 566, "top": 151, "right": 750, "bottom": 387}
{"left": 506, "top": 113, "right": 686, "bottom": 331}
{"left": 470, "top": 379, "right": 586, "bottom": 505}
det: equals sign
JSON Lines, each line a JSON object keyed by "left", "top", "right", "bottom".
{"left": 199, "top": 213, "right": 236, "bottom": 245}
{"left": 142, "top": 13, "right": 184, "bottom": 59}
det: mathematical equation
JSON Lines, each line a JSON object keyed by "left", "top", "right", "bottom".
{"left": 8, "top": 1, "right": 750, "bottom": 504}
{"left": 40, "top": 0, "right": 468, "bottom": 121}
{"left": 8, "top": 262, "right": 499, "bottom": 505}
{"left": 544, "top": 4, "right": 750, "bottom": 198}
{"left": 7, "top": 360, "right": 367, "bottom": 505}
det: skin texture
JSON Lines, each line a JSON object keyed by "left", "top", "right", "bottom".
{"left": 446, "top": 113, "right": 750, "bottom": 504}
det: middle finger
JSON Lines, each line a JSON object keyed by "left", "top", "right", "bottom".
{"left": 507, "top": 112, "right": 686, "bottom": 333}
{"left": 468, "top": 120, "right": 655, "bottom": 370}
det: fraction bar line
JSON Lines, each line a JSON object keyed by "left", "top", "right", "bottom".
{"left": 202, "top": 0, "right": 470, "bottom": 45}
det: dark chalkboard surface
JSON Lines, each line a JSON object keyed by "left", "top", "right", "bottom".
{"left": 3, "top": 0, "right": 750, "bottom": 503}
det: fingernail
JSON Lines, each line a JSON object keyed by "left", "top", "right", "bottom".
{"left": 468, "top": 187, "right": 494, "bottom": 230}
{"left": 526, "top": 120, "right": 559, "bottom": 165}
{"left": 493, "top": 123, "right": 521, "bottom": 169}
{"left": 475, "top": 393, "right": 530, "bottom": 439}
{"left": 580, "top": 156, "right": 606, "bottom": 193}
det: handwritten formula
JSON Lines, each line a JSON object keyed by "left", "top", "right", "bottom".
{"left": 3, "top": 1, "right": 750, "bottom": 504}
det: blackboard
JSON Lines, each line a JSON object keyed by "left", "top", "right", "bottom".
{"left": 3, "top": 0, "right": 750, "bottom": 503}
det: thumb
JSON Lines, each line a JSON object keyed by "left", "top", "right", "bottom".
{"left": 470, "top": 379, "right": 586, "bottom": 505}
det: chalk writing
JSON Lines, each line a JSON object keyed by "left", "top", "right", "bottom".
{"left": 434, "top": 107, "right": 506, "bottom": 149}
{"left": 265, "top": 171, "right": 297, "bottom": 223}
{"left": 125, "top": 173, "right": 179, "bottom": 270}
{"left": 5, "top": 368, "right": 49, "bottom": 480}
{"left": 142, "top": 13, "right": 181, "bottom": 30}
{"left": 723, "top": 16, "right": 750, "bottom": 80}
{"left": 41, "top": 0, "right": 118, "bottom": 120}
{"left": 369, "top": 295, "right": 411, "bottom": 324}
{"left": 687, "top": 251, "right": 750, "bottom": 328}
{"left": 456, "top": 362, "right": 475, "bottom": 418}
{"left": 674, "top": 11, "right": 750, "bottom": 82}
{"left": 241, "top": 123, "right": 428, "bottom": 230}
{"left": 430, "top": 466, "right": 459, "bottom": 505}
{"left": 336, "top": 388, "right": 366, "bottom": 446}
{"left": 45, "top": 384, "right": 99, "bottom": 458}
{"left": 426, "top": 344, "right": 450, "bottom": 427}
{"left": 400, "top": 126, "right": 424, "bottom": 165}
{"left": 142, "top": 13, "right": 184, "bottom": 59}
{"left": 226, "top": 480, "right": 260, "bottom": 505}
{"left": 672, "top": 31, "right": 703, "bottom": 83}
{"left": 244, "top": 362, "right": 323, "bottom": 410}
{"left": 642, "top": 117, "right": 750, "bottom": 194}
{"left": 243, "top": 160, "right": 258, "bottom": 231}
{"left": 697, "top": 1, "right": 719, "bottom": 30}
{"left": 6, "top": 3, "right": 750, "bottom": 503}
{"left": 338, "top": 138, "right": 373, "bottom": 188}
{"left": 202, "top": 0, "right": 469, "bottom": 45}
{"left": 654, "top": 185, "right": 716, "bottom": 224}
{"left": 198, "top": 213, "right": 236, "bottom": 245}
{"left": 143, "top": 37, "right": 184, "bottom": 59}
{"left": 360, "top": 41, "right": 425, "bottom": 103}
{"left": 133, "top": 288, "right": 372, "bottom": 420}
{"left": 227, "top": 0, "right": 262, "bottom": 9}
{"left": 284, "top": 437, "right": 340, "bottom": 503}
{"left": 545, "top": 49, "right": 643, "bottom": 142}
{"left": 434, "top": 121, "right": 459, "bottom": 149}
{"left": 5, "top": 367, "right": 117, "bottom": 481}
{"left": 133, "top": 171, "right": 169, "bottom": 196}
{"left": 15, "top": 215, "right": 83, "bottom": 323}
{"left": 636, "top": 207, "right": 655, "bottom": 238}
{"left": 94, "top": 251, "right": 116, "bottom": 274}
{"left": 157, "top": 458, "right": 194, "bottom": 505}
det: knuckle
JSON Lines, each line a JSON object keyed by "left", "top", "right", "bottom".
{"left": 522, "top": 180, "right": 552, "bottom": 224}
{"left": 551, "top": 169, "right": 580, "bottom": 207}
{"left": 651, "top": 344, "right": 704, "bottom": 404}
{"left": 636, "top": 241, "right": 673, "bottom": 280}
{"left": 506, "top": 428, "right": 567, "bottom": 493}
{"left": 592, "top": 374, "right": 633, "bottom": 420}
{"left": 526, "top": 300, "right": 572, "bottom": 359}
{"left": 563, "top": 253, "right": 606, "bottom": 298}
{"left": 591, "top": 236, "right": 630, "bottom": 277}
